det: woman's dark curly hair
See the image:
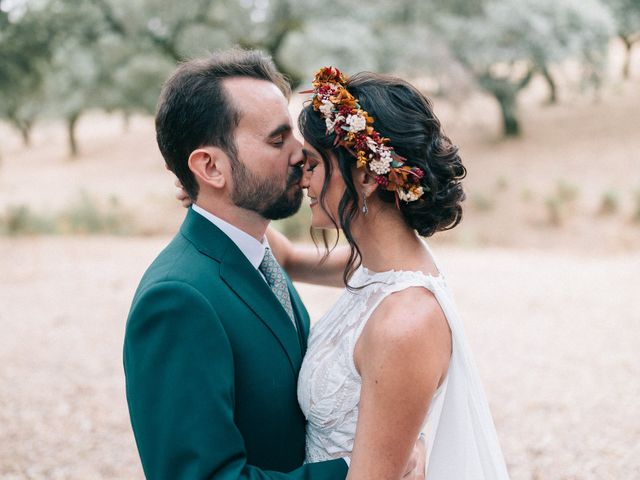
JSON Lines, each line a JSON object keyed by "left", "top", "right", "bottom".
{"left": 298, "top": 71, "right": 466, "bottom": 286}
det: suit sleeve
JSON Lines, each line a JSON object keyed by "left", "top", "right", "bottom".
{"left": 124, "top": 281, "right": 347, "bottom": 480}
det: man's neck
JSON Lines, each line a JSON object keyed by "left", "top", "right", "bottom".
{"left": 194, "top": 200, "right": 269, "bottom": 241}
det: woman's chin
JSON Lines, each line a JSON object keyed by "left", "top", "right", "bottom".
{"left": 310, "top": 217, "right": 332, "bottom": 230}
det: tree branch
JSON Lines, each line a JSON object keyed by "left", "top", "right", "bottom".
{"left": 92, "top": 0, "right": 127, "bottom": 36}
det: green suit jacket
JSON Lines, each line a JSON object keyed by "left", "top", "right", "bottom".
{"left": 124, "top": 208, "right": 347, "bottom": 479}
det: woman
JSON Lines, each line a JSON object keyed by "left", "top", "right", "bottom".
{"left": 269, "top": 68, "right": 510, "bottom": 480}
{"left": 178, "top": 67, "right": 509, "bottom": 479}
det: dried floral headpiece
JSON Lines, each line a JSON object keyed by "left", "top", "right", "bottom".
{"left": 302, "top": 66, "right": 426, "bottom": 204}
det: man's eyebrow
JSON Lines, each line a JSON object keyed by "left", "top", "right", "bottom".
{"left": 266, "top": 124, "right": 292, "bottom": 138}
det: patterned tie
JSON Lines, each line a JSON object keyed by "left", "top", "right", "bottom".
{"left": 259, "top": 248, "right": 297, "bottom": 329}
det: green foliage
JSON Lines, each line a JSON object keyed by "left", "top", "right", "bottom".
{"left": 59, "top": 192, "right": 133, "bottom": 235}
{"left": 278, "top": 1, "right": 461, "bottom": 91}
{"left": 599, "top": 189, "right": 619, "bottom": 215}
{"left": 437, "top": 0, "right": 615, "bottom": 134}
{"left": 0, "top": 0, "right": 624, "bottom": 149}
{"left": 273, "top": 202, "right": 312, "bottom": 240}
{"left": 0, "top": 1, "right": 54, "bottom": 144}
{"left": 608, "top": 0, "right": 640, "bottom": 77}
{"left": 543, "top": 179, "right": 580, "bottom": 226}
{"left": 633, "top": 188, "right": 640, "bottom": 223}
{"left": 609, "top": 0, "right": 640, "bottom": 39}
{"left": 0, "top": 193, "right": 134, "bottom": 235}
{"left": 278, "top": 19, "right": 379, "bottom": 81}
{"left": 495, "top": 176, "right": 509, "bottom": 191}
{"left": 544, "top": 195, "right": 563, "bottom": 226}
{"left": 521, "top": 188, "right": 534, "bottom": 203}
{"left": 555, "top": 179, "right": 580, "bottom": 203}
{"left": 1, "top": 205, "right": 56, "bottom": 235}
{"left": 471, "top": 192, "right": 495, "bottom": 212}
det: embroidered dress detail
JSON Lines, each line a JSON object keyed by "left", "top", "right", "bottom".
{"left": 297, "top": 243, "right": 510, "bottom": 479}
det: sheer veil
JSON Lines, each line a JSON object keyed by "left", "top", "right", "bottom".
{"left": 422, "top": 242, "right": 510, "bottom": 479}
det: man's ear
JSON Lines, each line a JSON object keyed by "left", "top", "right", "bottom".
{"left": 188, "top": 147, "right": 228, "bottom": 190}
{"left": 353, "top": 167, "right": 378, "bottom": 198}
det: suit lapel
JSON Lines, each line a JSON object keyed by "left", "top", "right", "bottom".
{"left": 181, "top": 208, "right": 303, "bottom": 374}
{"left": 219, "top": 250, "right": 303, "bottom": 373}
{"left": 287, "top": 279, "right": 309, "bottom": 354}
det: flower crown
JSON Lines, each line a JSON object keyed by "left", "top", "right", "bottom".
{"left": 302, "top": 66, "right": 426, "bottom": 204}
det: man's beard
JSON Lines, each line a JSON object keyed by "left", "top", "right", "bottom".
{"left": 230, "top": 159, "right": 303, "bottom": 220}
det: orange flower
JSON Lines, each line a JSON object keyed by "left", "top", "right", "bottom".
{"left": 357, "top": 151, "right": 368, "bottom": 168}
{"left": 307, "top": 66, "right": 425, "bottom": 203}
{"left": 313, "top": 66, "right": 346, "bottom": 86}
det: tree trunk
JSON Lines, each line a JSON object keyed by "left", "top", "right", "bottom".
{"left": 478, "top": 70, "right": 532, "bottom": 138}
{"left": 19, "top": 120, "right": 32, "bottom": 147}
{"left": 541, "top": 65, "right": 557, "bottom": 104}
{"left": 621, "top": 35, "right": 632, "bottom": 79}
{"left": 495, "top": 92, "right": 520, "bottom": 137}
{"left": 67, "top": 112, "right": 80, "bottom": 158}
{"left": 7, "top": 111, "right": 33, "bottom": 147}
{"left": 122, "top": 111, "right": 131, "bottom": 133}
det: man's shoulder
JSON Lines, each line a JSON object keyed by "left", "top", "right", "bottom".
{"left": 134, "top": 232, "right": 221, "bottom": 299}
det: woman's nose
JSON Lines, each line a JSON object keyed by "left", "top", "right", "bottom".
{"left": 299, "top": 165, "right": 311, "bottom": 189}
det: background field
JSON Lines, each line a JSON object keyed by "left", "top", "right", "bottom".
{"left": 1, "top": 44, "right": 639, "bottom": 480}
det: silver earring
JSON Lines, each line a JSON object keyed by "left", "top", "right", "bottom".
{"left": 362, "top": 194, "right": 368, "bottom": 215}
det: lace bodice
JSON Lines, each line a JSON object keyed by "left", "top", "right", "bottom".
{"left": 297, "top": 265, "right": 449, "bottom": 464}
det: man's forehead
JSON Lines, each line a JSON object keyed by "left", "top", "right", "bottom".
{"left": 223, "top": 77, "right": 290, "bottom": 130}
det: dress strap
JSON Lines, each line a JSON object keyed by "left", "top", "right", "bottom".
{"left": 347, "top": 273, "right": 440, "bottom": 379}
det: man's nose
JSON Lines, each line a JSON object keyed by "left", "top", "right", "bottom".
{"left": 290, "top": 136, "right": 304, "bottom": 165}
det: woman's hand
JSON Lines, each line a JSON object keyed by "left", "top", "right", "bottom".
{"left": 267, "top": 225, "right": 350, "bottom": 287}
{"left": 403, "top": 434, "right": 427, "bottom": 479}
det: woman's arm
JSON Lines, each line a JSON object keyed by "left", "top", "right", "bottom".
{"left": 347, "top": 287, "right": 452, "bottom": 480}
{"left": 174, "top": 178, "right": 349, "bottom": 287}
{"left": 266, "top": 226, "right": 350, "bottom": 288}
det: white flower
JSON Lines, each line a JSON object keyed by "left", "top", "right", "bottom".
{"left": 319, "top": 100, "right": 334, "bottom": 117}
{"left": 345, "top": 113, "right": 367, "bottom": 132}
{"left": 366, "top": 137, "right": 379, "bottom": 152}
{"left": 325, "top": 114, "right": 344, "bottom": 134}
{"left": 379, "top": 148, "right": 392, "bottom": 162}
{"left": 369, "top": 156, "right": 392, "bottom": 175}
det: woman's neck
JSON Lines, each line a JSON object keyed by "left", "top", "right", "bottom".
{"left": 351, "top": 207, "right": 433, "bottom": 274}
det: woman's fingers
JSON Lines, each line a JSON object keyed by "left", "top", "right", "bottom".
{"left": 174, "top": 178, "right": 192, "bottom": 208}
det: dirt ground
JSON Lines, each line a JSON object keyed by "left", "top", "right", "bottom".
{"left": 0, "top": 237, "right": 638, "bottom": 479}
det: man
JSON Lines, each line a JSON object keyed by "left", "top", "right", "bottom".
{"left": 124, "top": 49, "right": 423, "bottom": 479}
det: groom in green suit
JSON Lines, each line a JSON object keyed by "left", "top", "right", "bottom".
{"left": 123, "top": 49, "right": 348, "bottom": 479}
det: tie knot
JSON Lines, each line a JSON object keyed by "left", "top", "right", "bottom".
{"left": 259, "top": 248, "right": 279, "bottom": 275}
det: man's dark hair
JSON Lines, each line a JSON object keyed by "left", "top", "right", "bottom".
{"left": 155, "top": 48, "right": 291, "bottom": 200}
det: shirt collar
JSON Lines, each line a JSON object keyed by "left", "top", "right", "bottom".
{"left": 191, "top": 204, "right": 268, "bottom": 270}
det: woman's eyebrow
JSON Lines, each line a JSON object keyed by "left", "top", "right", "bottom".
{"left": 302, "top": 148, "right": 319, "bottom": 160}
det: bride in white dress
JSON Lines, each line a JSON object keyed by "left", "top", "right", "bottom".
{"left": 267, "top": 68, "right": 510, "bottom": 479}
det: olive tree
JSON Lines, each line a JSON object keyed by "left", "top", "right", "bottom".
{"left": 439, "top": 0, "right": 615, "bottom": 136}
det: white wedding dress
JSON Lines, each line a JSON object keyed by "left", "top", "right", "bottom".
{"left": 297, "top": 247, "right": 510, "bottom": 479}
